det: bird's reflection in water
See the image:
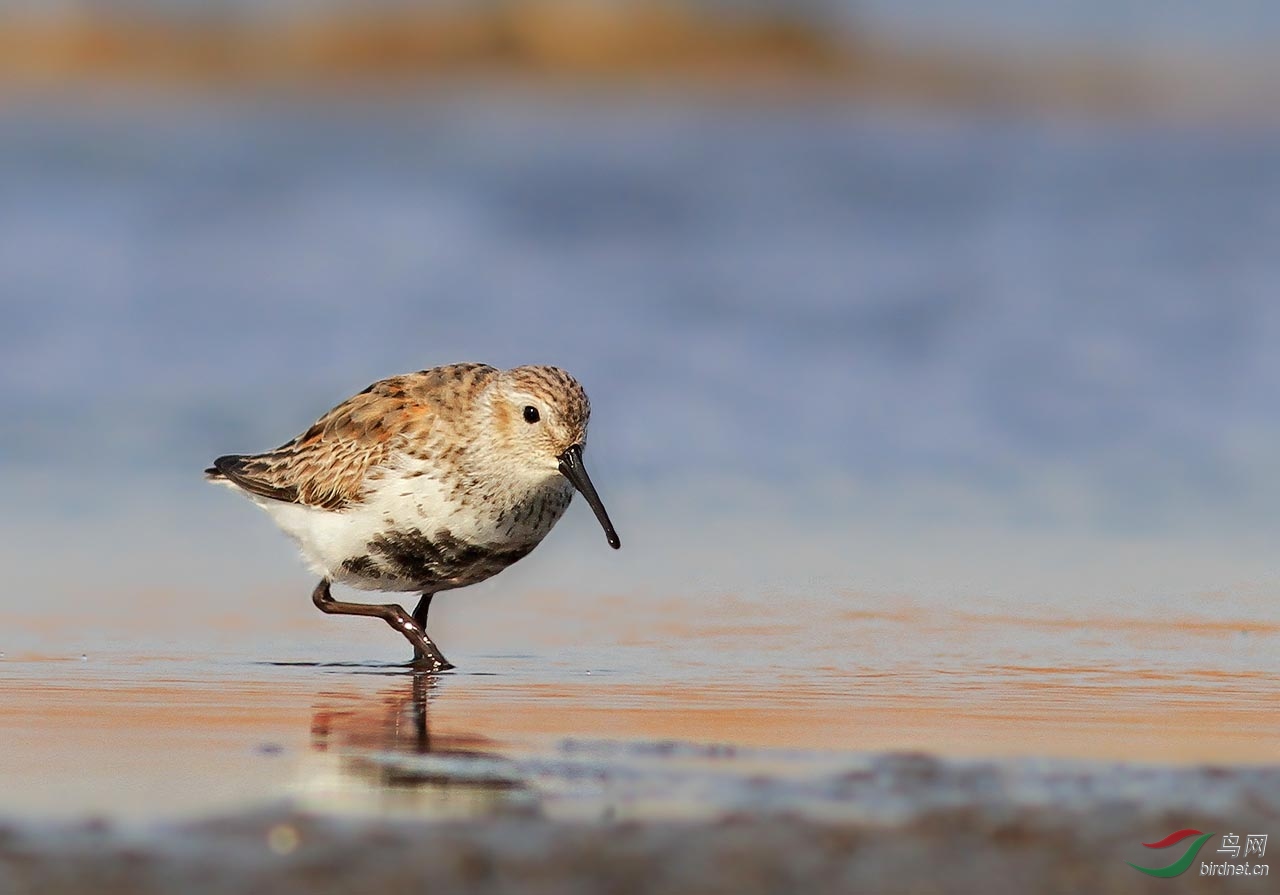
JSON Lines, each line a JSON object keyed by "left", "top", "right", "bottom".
{"left": 294, "top": 673, "right": 532, "bottom": 819}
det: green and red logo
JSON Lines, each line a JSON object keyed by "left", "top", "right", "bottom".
{"left": 1128, "top": 829, "right": 1215, "bottom": 878}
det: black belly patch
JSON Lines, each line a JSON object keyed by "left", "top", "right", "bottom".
{"left": 349, "top": 527, "right": 535, "bottom": 588}
{"left": 340, "top": 555, "right": 382, "bottom": 579}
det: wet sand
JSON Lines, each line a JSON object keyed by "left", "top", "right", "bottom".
{"left": 4, "top": 588, "right": 1278, "bottom": 804}
{"left": 2, "top": 652, "right": 1276, "bottom": 820}
{"left": 2, "top": 684, "right": 1277, "bottom": 894}
{"left": 1, "top": 589, "right": 1277, "bottom": 892}
{"left": 3, "top": 595, "right": 1277, "bottom": 811}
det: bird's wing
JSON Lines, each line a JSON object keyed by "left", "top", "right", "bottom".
{"left": 207, "top": 383, "right": 409, "bottom": 509}
{"left": 207, "top": 366, "right": 491, "bottom": 510}
{"left": 207, "top": 364, "right": 499, "bottom": 510}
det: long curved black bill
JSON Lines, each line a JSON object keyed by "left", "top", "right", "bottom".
{"left": 558, "top": 444, "right": 621, "bottom": 549}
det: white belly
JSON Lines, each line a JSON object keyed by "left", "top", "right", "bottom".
{"left": 234, "top": 468, "right": 571, "bottom": 592}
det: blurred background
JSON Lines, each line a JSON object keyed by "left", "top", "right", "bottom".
{"left": 2, "top": 0, "right": 1280, "bottom": 657}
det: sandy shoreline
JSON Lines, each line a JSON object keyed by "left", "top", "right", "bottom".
{"left": 3, "top": 584, "right": 1277, "bottom": 819}
{"left": 0, "top": 4, "right": 1275, "bottom": 117}
{"left": 2, "top": 655, "right": 1276, "bottom": 821}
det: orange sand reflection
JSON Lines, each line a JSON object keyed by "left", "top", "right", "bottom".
{"left": 2, "top": 589, "right": 1277, "bottom": 820}
{"left": 1, "top": 655, "right": 1275, "bottom": 820}
{"left": 422, "top": 673, "right": 1277, "bottom": 764}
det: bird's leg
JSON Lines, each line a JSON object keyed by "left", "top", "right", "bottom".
{"left": 310, "top": 579, "right": 453, "bottom": 672}
{"left": 412, "top": 592, "right": 434, "bottom": 630}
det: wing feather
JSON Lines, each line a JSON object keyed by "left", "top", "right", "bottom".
{"left": 205, "top": 364, "right": 497, "bottom": 511}
{"left": 207, "top": 377, "right": 417, "bottom": 509}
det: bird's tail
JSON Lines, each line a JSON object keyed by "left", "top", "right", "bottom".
{"left": 204, "top": 453, "right": 301, "bottom": 504}
{"left": 204, "top": 454, "right": 244, "bottom": 482}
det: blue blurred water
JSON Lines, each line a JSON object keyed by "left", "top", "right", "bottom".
{"left": 844, "top": 0, "right": 1280, "bottom": 52}
{"left": 2, "top": 94, "right": 1280, "bottom": 611}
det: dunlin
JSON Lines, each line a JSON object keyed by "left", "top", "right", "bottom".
{"left": 206, "top": 363, "right": 620, "bottom": 670}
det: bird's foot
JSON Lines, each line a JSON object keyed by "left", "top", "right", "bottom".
{"left": 410, "top": 650, "right": 454, "bottom": 673}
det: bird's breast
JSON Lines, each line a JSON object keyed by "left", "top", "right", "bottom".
{"left": 487, "top": 478, "right": 575, "bottom": 544}
{"left": 330, "top": 472, "right": 573, "bottom": 592}
{"left": 368, "top": 463, "right": 573, "bottom": 549}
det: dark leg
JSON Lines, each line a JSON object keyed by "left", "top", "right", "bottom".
{"left": 311, "top": 579, "right": 454, "bottom": 671}
{"left": 412, "top": 592, "right": 434, "bottom": 630}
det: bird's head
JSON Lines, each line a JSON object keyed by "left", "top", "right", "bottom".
{"left": 488, "top": 365, "right": 620, "bottom": 549}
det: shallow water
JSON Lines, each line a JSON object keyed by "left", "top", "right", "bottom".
{"left": 2, "top": 585, "right": 1276, "bottom": 822}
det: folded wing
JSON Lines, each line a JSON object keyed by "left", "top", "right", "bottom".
{"left": 205, "top": 375, "right": 422, "bottom": 510}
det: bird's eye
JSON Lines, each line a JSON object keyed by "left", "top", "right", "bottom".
{"left": 523, "top": 405, "right": 540, "bottom": 424}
